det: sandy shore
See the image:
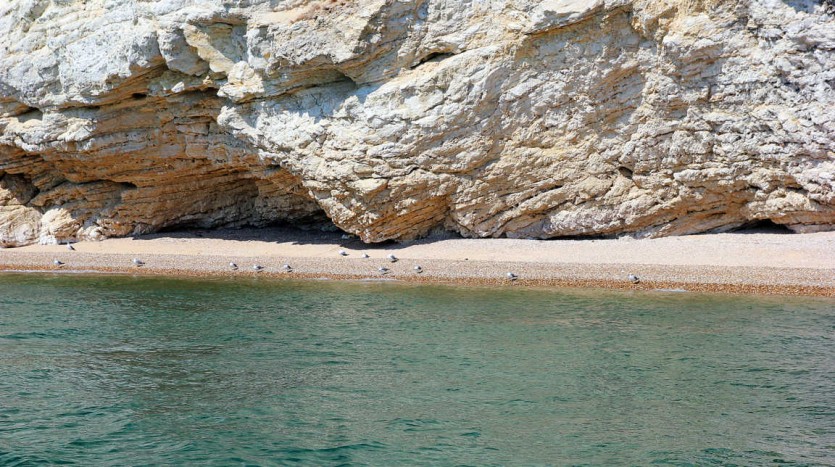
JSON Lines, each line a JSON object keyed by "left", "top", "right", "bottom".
{"left": 1, "top": 227, "right": 834, "bottom": 297}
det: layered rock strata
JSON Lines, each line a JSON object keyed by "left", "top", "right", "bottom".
{"left": 0, "top": 0, "right": 833, "bottom": 246}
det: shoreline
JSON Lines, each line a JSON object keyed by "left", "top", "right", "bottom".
{"left": 0, "top": 264, "right": 832, "bottom": 297}
{"left": 1, "top": 227, "right": 834, "bottom": 297}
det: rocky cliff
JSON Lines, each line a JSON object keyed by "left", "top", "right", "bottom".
{"left": 1, "top": 0, "right": 833, "bottom": 246}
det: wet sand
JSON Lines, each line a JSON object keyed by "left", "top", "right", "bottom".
{"left": 1, "top": 227, "right": 834, "bottom": 297}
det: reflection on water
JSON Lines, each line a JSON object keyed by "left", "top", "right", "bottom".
{"left": 0, "top": 274, "right": 833, "bottom": 465}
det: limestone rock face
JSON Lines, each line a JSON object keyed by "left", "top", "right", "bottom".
{"left": 0, "top": 0, "right": 833, "bottom": 246}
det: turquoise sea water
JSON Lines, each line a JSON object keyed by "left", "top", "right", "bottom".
{"left": 0, "top": 274, "right": 833, "bottom": 466}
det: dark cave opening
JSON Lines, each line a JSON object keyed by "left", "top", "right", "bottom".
{"left": 733, "top": 219, "right": 795, "bottom": 234}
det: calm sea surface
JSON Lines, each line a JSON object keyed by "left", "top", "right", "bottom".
{"left": 0, "top": 273, "right": 833, "bottom": 466}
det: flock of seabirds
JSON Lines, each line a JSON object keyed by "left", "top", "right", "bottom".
{"left": 50, "top": 241, "right": 642, "bottom": 284}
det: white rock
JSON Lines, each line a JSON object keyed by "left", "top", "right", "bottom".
{"left": 0, "top": 0, "right": 832, "bottom": 247}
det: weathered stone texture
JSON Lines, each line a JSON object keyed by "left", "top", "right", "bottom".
{"left": 0, "top": 0, "right": 833, "bottom": 246}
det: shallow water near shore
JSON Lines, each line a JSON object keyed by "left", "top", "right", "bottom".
{"left": 1, "top": 274, "right": 833, "bottom": 465}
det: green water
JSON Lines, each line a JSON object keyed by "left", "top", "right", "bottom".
{"left": 0, "top": 274, "right": 833, "bottom": 466}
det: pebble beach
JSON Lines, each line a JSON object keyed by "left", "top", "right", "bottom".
{"left": 1, "top": 227, "right": 834, "bottom": 297}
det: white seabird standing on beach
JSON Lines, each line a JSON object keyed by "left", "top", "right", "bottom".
{"left": 252, "top": 264, "right": 264, "bottom": 272}
{"left": 362, "top": 253, "right": 370, "bottom": 259}
{"left": 378, "top": 266, "right": 390, "bottom": 274}
{"left": 282, "top": 263, "right": 292, "bottom": 272}
{"left": 507, "top": 272, "right": 518, "bottom": 281}
{"left": 53, "top": 259, "right": 64, "bottom": 266}
{"left": 132, "top": 258, "right": 145, "bottom": 267}
{"left": 66, "top": 242, "right": 75, "bottom": 251}
{"left": 339, "top": 250, "right": 348, "bottom": 257}
{"left": 387, "top": 254, "right": 398, "bottom": 263}
{"left": 414, "top": 265, "right": 423, "bottom": 274}
{"left": 628, "top": 274, "right": 640, "bottom": 284}
{"left": 229, "top": 262, "right": 238, "bottom": 270}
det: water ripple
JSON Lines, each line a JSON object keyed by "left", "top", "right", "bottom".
{"left": 0, "top": 274, "right": 833, "bottom": 465}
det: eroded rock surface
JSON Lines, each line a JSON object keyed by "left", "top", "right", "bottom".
{"left": 0, "top": 0, "right": 833, "bottom": 246}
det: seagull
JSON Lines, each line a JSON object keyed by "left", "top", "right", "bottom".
{"left": 387, "top": 254, "right": 398, "bottom": 263}
{"left": 66, "top": 242, "right": 75, "bottom": 251}
{"left": 507, "top": 272, "right": 518, "bottom": 281}
{"left": 339, "top": 250, "right": 348, "bottom": 256}
{"left": 53, "top": 259, "right": 64, "bottom": 266}
{"left": 252, "top": 264, "right": 264, "bottom": 272}
{"left": 229, "top": 262, "right": 238, "bottom": 270}
{"left": 378, "top": 266, "right": 390, "bottom": 274}
{"left": 628, "top": 274, "right": 640, "bottom": 284}
{"left": 361, "top": 253, "right": 370, "bottom": 259}
{"left": 132, "top": 258, "right": 145, "bottom": 267}
{"left": 414, "top": 265, "right": 423, "bottom": 274}
{"left": 282, "top": 263, "right": 292, "bottom": 272}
